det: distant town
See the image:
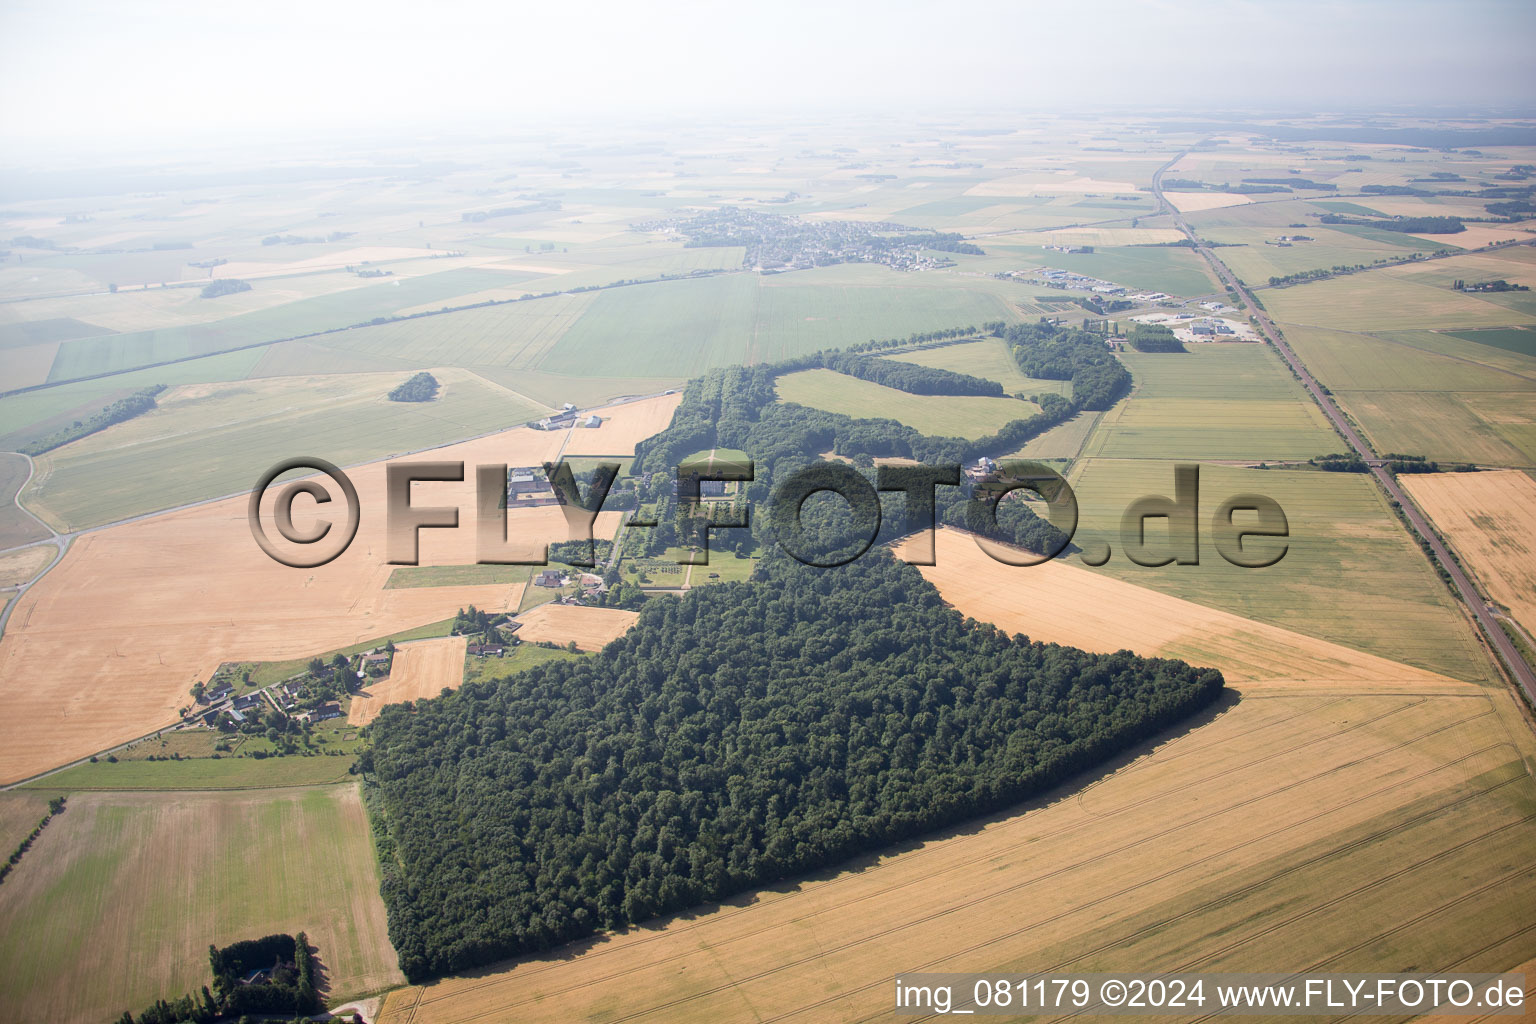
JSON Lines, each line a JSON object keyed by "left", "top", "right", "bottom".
{"left": 634, "top": 206, "right": 983, "bottom": 272}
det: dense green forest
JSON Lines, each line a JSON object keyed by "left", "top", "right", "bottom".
{"left": 816, "top": 352, "right": 1006, "bottom": 396}
{"left": 367, "top": 553, "right": 1224, "bottom": 979}
{"left": 628, "top": 363, "right": 1075, "bottom": 563}
{"left": 1319, "top": 213, "right": 1465, "bottom": 234}
{"left": 388, "top": 371, "right": 440, "bottom": 402}
{"left": 1003, "top": 322, "right": 1131, "bottom": 409}
{"left": 1128, "top": 324, "right": 1186, "bottom": 353}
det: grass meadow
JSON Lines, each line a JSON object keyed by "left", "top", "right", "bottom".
{"left": 775, "top": 369, "right": 1037, "bottom": 439}
{"left": 882, "top": 338, "right": 1074, "bottom": 397}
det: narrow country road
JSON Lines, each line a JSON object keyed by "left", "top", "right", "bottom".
{"left": 1150, "top": 152, "right": 1536, "bottom": 707}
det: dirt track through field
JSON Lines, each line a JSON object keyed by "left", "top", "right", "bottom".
{"left": 348, "top": 636, "right": 468, "bottom": 726}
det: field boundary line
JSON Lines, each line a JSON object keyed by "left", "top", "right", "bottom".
{"left": 880, "top": 770, "right": 1532, "bottom": 1024}
{"left": 412, "top": 701, "right": 1491, "bottom": 1020}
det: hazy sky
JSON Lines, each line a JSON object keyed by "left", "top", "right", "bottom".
{"left": 1, "top": 0, "right": 1532, "bottom": 158}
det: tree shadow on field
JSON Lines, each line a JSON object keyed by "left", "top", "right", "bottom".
{"left": 432, "top": 688, "right": 1244, "bottom": 983}
{"left": 751, "top": 686, "right": 1244, "bottom": 888}
{"left": 307, "top": 938, "right": 332, "bottom": 997}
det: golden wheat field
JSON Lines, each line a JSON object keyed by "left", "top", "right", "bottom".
{"left": 1402, "top": 470, "right": 1536, "bottom": 637}
{"left": 511, "top": 603, "right": 640, "bottom": 651}
{"left": 348, "top": 635, "right": 469, "bottom": 726}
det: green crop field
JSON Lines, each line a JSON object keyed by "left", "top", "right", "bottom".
{"left": 1276, "top": 326, "right": 1536, "bottom": 467}
{"left": 1204, "top": 227, "right": 1426, "bottom": 285}
{"left": 991, "top": 244, "right": 1220, "bottom": 297}
{"left": 0, "top": 785, "right": 401, "bottom": 1023}
{"left": 537, "top": 271, "right": 1019, "bottom": 379}
{"left": 1334, "top": 389, "right": 1536, "bottom": 468}
{"left": 539, "top": 274, "right": 761, "bottom": 376}
{"left": 386, "top": 563, "right": 534, "bottom": 589}
{"left": 43, "top": 268, "right": 536, "bottom": 383}
{"left": 0, "top": 347, "right": 271, "bottom": 449}
{"left": 24, "top": 369, "right": 542, "bottom": 531}
{"left": 21, "top": 754, "right": 355, "bottom": 791}
{"left": 882, "top": 338, "right": 1073, "bottom": 397}
{"left": 290, "top": 291, "right": 596, "bottom": 372}
{"left": 751, "top": 279, "right": 1016, "bottom": 360}
{"left": 1066, "top": 458, "right": 1489, "bottom": 681}
{"left": 1443, "top": 325, "right": 1536, "bottom": 359}
{"left": 1080, "top": 346, "right": 1345, "bottom": 461}
{"left": 775, "top": 368, "right": 1035, "bottom": 439}
{"left": 1005, "top": 409, "right": 1101, "bottom": 460}
{"left": 1265, "top": 272, "right": 1524, "bottom": 331}
{"left": 1281, "top": 325, "right": 1536, "bottom": 393}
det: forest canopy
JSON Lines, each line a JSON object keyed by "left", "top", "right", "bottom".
{"left": 368, "top": 552, "right": 1224, "bottom": 980}
{"left": 388, "top": 371, "right": 440, "bottom": 402}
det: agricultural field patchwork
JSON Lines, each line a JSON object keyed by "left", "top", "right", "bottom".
{"left": 2, "top": 102, "right": 1534, "bottom": 1024}
{"left": 1081, "top": 345, "right": 1345, "bottom": 461}
{"left": 0, "top": 786, "right": 401, "bottom": 1023}
{"left": 22, "top": 368, "right": 548, "bottom": 531}
{"left": 1065, "top": 460, "right": 1488, "bottom": 682}
{"left": 377, "top": 536, "right": 1533, "bottom": 1024}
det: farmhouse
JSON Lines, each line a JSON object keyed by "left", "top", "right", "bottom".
{"left": 506, "top": 467, "right": 558, "bottom": 506}
{"left": 964, "top": 457, "right": 999, "bottom": 483}
{"left": 201, "top": 683, "right": 232, "bottom": 705}
{"left": 581, "top": 414, "right": 602, "bottom": 428}
{"left": 535, "top": 570, "right": 566, "bottom": 588}
{"left": 306, "top": 702, "right": 342, "bottom": 723}
{"left": 467, "top": 643, "right": 506, "bottom": 657}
